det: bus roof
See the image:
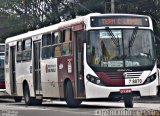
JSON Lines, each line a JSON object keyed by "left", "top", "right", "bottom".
{"left": 5, "top": 13, "right": 151, "bottom": 43}
{"left": 5, "top": 14, "right": 87, "bottom": 43}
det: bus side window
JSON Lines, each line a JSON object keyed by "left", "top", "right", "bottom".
{"left": 0, "top": 45, "right": 5, "bottom": 52}
{"left": 5, "top": 44, "right": 9, "bottom": 64}
{"left": 42, "top": 33, "right": 52, "bottom": 59}
{"left": 17, "top": 41, "right": 22, "bottom": 62}
{"left": 61, "top": 29, "right": 72, "bottom": 56}
{"left": 52, "top": 31, "right": 61, "bottom": 57}
{"left": 22, "top": 38, "right": 32, "bottom": 62}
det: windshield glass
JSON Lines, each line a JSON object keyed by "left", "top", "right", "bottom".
{"left": 0, "top": 54, "right": 4, "bottom": 81}
{"left": 87, "top": 29, "right": 155, "bottom": 67}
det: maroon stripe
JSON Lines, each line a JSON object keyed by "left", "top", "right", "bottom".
{"left": 0, "top": 82, "right": 5, "bottom": 89}
{"left": 96, "top": 72, "right": 125, "bottom": 86}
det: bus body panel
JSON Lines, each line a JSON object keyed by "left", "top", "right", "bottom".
{"left": 16, "top": 61, "right": 34, "bottom": 96}
{"left": 58, "top": 56, "right": 75, "bottom": 98}
{"left": 41, "top": 58, "right": 60, "bottom": 98}
{"left": 5, "top": 66, "right": 10, "bottom": 94}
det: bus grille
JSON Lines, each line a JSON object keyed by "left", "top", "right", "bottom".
{"left": 106, "top": 72, "right": 123, "bottom": 79}
{"left": 123, "top": 72, "right": 143, "bottom": 78}
{"left": 106, "top": 72, "right": 142, "bottom": 79}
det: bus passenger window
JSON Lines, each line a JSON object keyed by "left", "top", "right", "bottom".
{"left": 42, "top": 34, "right": 51, "bottom": 46}
{"left": 52, "top": 32, "right": 60, "bottom": 44}
{"left": 0, "top": 45, "right": 5, "bottom": 52}
{"left": 42, "top": 33, "right": 52, "bottom": 59}
{"left": 62, "top": 43, "right": 69, "bottom": 56}
{"left": 65, "top": 29, "right": 72, "bottom": 41}
{"left": 54, "top": 45, "right": 61, "bottom": 57}
{"left": 53, "top": 32, "right": 61, "bottom": 44}
{"left": 52, "top": 33, "right": 55, "bottom": 44}
{"left": 61, "top": 30, "right": 65, "bottom": 43}
{"left": 5, "top": 44, "right": 9, "bottom": 64}
{"left": 22, "top": 39, "right": 32, "bottom": 62}
{"left": 61, "top": 29, "right": 72, "bottom": 56}
{"left": 17, "top": 41, "right": 22, "bottom": 62}
{"left": 52, "top": 32, "right": 62, "bottom": 57}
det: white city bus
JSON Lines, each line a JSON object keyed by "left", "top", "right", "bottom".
{"left": 5, "top": 13, "right": 159, "bottom": 108}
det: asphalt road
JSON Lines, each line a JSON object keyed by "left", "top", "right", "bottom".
{"left": 0, "top": 99, "right": 160, "bottom": 116}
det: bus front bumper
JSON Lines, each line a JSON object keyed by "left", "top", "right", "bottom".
{"left": 85, "top": 78, "right": 158, "bottom": 99}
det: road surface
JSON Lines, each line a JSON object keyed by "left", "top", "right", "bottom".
{"left": 0, "top": 99, "right": 160, "bottom": 116}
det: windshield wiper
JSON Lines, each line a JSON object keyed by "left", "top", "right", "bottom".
{"left": 105, "top": 27, "right": 119, "bottom": 47}
{"left": 128, "top": 27, "right": 138, "bottom": 55}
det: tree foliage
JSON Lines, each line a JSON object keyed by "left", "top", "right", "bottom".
{"left": 0, "top": 0, "right": 160, "bottom": 41}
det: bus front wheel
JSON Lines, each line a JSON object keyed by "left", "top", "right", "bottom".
{"left": 124, "top": 94, "right": 133, "bottom": 108}
{"left": 65, "top": 81, "right": 82, "bottom": 108}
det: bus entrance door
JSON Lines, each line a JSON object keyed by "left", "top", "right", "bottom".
{"left": 10, "top": 46, "right": 17, "bottom": 95}
{"left": 73, "top": 25, "right": 85, "bottom": 98}
{"left": 33, "top": 41, "right": 42, "bottom": 95}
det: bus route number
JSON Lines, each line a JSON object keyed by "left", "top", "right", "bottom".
{"left": 129, "top": 79, "right": 142, "bottom": 85}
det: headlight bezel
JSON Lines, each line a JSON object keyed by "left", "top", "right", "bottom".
{"left": 86, "top": 74, "right": 104, "bottom": 86}
{"left": 143, "top": 73, "right": 156, "bottom": 85}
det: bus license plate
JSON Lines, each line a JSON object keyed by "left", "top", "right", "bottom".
{"left": 120, "top": 89, "right": 132, "bottom": 94}
{"left": 129, "top": 78, "right": 142, "bottom": 85}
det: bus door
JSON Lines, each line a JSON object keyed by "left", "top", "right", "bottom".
{"left": 10, "top": 46, "right": 16, "bottom": 95}
{"left": 33, "top": 41, "right": 42, "bottom": 95}
{"left": 73, "top": 24, "right": 85, "bottom": 97}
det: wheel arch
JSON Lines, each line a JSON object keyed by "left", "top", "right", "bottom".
{"left": 63, "top": 78, "right": 74, "bottom": 98}
{"left": 23, "top": 80, "right": 28, "bottom": 89}
{"left": 22, "top": 80, "right": 29, "bottom": 96}
{"left": 63, "top": 78, "right": 72, "bottom": 99}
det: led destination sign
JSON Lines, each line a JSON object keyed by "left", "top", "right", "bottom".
{"left": 91, "top": 16, "right": 149, "bottom": 27}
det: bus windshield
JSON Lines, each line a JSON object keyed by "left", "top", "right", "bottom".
{"left": 87, "top": 29, "right": 155, "bottom": 67}
{"left": 0, "top": 54, "right": 4, "bottom": 82}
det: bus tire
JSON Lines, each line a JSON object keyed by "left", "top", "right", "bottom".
{"left": 23, "top": 83, "right": 34, "bottom": 105}
{"left": 33, "top": 99, "right": 42, "bottom": 105}
{"left": 14, "top": 97, "right": 22, "bottom": 102}
{"left": 124, "top": 94, "right": 133, "bottom": 108}
{"left": 65, "top": 81, "right": 82, "bottom": 108}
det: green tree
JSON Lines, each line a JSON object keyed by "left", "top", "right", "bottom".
{"left": 0, "top": 0, "right": 160, "bottom": 41}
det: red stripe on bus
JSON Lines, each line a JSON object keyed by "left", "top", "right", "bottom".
{"left": 96, "top": 72, "right": 125, "bottom": 86}
{"left": 0, "top": 82, "right": 5, "bottom": 89}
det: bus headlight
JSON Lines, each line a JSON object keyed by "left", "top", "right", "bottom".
{"left": 86, "top": 74, "right": 104, "bottom": 86}
{"left": 143, "top": 74, "right": 156, "bottom": 84}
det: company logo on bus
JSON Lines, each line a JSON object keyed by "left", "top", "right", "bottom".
{"left": 46, "top": 64, "right": 56, "bottom": 73}
{"left": 117, "top": 69, "right": 132, "bottom": 72}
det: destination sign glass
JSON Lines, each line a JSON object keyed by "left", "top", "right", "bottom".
{"left": 90, "top": 16, "right": 149, "bottom": 27}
